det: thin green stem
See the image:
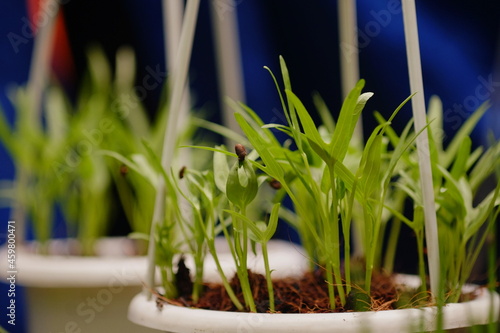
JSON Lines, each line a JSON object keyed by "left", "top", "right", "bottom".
{"left": 342, "top": 182, "right": 357, "bottom": 295}
{"left": 363, "top": 207, "right": 374, "bottom": 295}
{"left": 416, "top": 229, "right": 427, "bottom": 295}
{"left": 261, "top": 242, "right": 275, "bottom": 312}
{"left": 161, "top": 264, "right": 177, "bottom": 299}
{"left": 233, "top": 205, "right": 256, "bottom": 312}
{"left": 487, "top": 222, "right": 497, "bottom": 333}
{"left": 325, "top": 261, "right": 336, "bottom": 310}
{"left": 192, "top": 252, "right": 204, "bottom": 303}
{"left": 328, "top": 165, "right": 346, "bottom": 306}
{"left": 383, "top": 218, "right": 401, "bottom": 274}
{"left": 343, "top": 225, "right": 351, "bottom": 295}
{"left": 207, "top": 240, "right": 244, "bottom": 310}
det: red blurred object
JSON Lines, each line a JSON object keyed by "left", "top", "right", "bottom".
{"left": 27, "top": 0, "right": 75, "bottom": 86}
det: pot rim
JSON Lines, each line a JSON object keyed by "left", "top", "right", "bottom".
{"left": 0, "top": 238, "right": 307, "bottom": 288}
{"left": 0, "top": 237, "right": 148, "bottom": 287}
{"left": 127, "top": 276, "right": 500, "bottom": 333}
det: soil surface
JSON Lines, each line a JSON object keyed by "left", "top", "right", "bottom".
{"left": 157, "top": 267, "right": 423, "bottom": 313}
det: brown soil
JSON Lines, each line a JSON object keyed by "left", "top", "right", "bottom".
{"left": 157, "top": 268, "right": 418, "bottom": 313}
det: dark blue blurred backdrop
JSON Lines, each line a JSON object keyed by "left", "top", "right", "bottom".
{"left": 1, "top": 1, "right": 499, "bottom": 332}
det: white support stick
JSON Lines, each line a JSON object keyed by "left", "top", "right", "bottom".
{"left": 164, "top": 0, "right": 191, "bottom": 132}
{"left": 401, "top": 0, "right": 440, "bottom": 296}
{"left": 27, "top": 0, "right": 59, "bottom": 123}
{"left": 338, "top": 0, "right": 364, "bottom": 258}
{"left": 209, "top": 0, "right": 246, "bottom": 140}
{"left": 146, "top": 0, "right": 200, "bottom": 297}
{"left": 338, "top": 0, "right": 363, "bottom": 143}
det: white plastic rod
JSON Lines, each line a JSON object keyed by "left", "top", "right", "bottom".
{"left": 337, "top": 0, "right": 364, "bottom": 259}
{"left": 146, "top": 0, "right": 200, "bottom": 296}
{"left": 164, "top": 0, "right": 191, "bottom": 131}
{"left": 209, "top": 0, "right": 246, "bottom": 138}
{"left": 27, "top": 0, "right": 59, "bottom": 122}
{"left": 401, "top": 0, "right": 440, "bottom": 296}
{"left": 338, "top": 0, "right": 363, "bottom": 143}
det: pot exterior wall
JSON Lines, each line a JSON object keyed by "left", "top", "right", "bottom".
{"left": 26, "top": 285, "right": 156, "bottom": 333}
{"left": 0, "top": 238, "right": 156, "bottom": 332}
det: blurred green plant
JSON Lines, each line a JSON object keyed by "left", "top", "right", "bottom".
{"left": 0, "top": 46, "right": 177, "bottom": 254}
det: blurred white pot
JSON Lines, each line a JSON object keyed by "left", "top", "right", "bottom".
{"left": 0, "top": 237, "right": 156, "bottom": 333}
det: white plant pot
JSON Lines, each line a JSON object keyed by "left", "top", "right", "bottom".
{"left": 0, "top": 237, "right": 157, "bottom": 333}
{"left": 128, "top": 243, "right": 500, "bottom": 333}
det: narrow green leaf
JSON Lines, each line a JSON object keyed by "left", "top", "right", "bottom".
{"left": 0, "top": 105, "right": 14, "bottom": 154}
{"left": 450, "top": 136, "right": 471, "bottom": 179}
{"left": 443, "top": 101, "right": 490, "bottom": 168}
{"left": 358, "top": 128, "right": 383, "bottom": 197}
{"left": 263, "top": 65, "right": 289, "bottom": 126}
{"left": 235, "top": 113, "right": 284, "bottom": 181}
{"left": 264, "top": 203, "right": 280, "bottom": 242}
{"left": 329, "top": 80, "right": 370, "bottom": 162}
{"left": 469, "top": 142, "right": 500, "bottom": 193}
{"left": 464, "top": 180, "right": 500, "bottom": 241}
{"left": 213, "top": 146, "right": 230, "bottom": 193}
{"left": 224, "top": 209, "right": 264, "bottom": 242}
{"left": 285, "top": 89, "right": 330, "bottom": 163}
{"left": 279, "top": 56, "right": 302, "bottom": 149}
{"left": 427, "top": 95, "right": 444, "bottom": 154}
{"left": 436, "top": 165, "right": 466, "bottom": 219}
{"left": 313, "top": 92, "right": 336, "bottom": 134}
{"left": 191, "top": 117, "right": 250, "bottom": 146}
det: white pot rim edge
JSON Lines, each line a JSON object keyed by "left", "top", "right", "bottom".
{"left": 128, "top": 277, "right": 500, "bottom": 333}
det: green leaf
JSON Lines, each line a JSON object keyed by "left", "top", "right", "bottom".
{"left": 230, "top": 100, "right": 281, "bottom": 147}
{"left": 226, "top": 159, "right": 258, "bottom": 208}
{"left": 264, "top": 203, "right": 280, "bottom": 241}
{"left": 45, "top": 85, "right": 69, "bottom": 144}
{"left": 285, "top": 89, "right": 330, "bottom": 163}
{"left": 128, "top": 232, "right": 150, "bottom": 241}
{"left": 427, "top": 96, "right": 444, "bottom": 154}
{"left": 413, "top": 205, "right": 424, "bottom": 231}
{"left": 436, "top": 165, "right": 466, "bottom": 220}
{"left": 357, "top": 123, "right": 385, "bottom": 197}
{"left": 225, "top": 209, "right": 263, "bottom": 242}
{"left": 450, "top": 136, "right": 471, "bottom": 179}
{"left": 464, "top": 183, "right": 500, "bottom": 241}
{"left": 443, "top": 101, "right": 490, "bottom": 168}
{"left": 0, "top": 105, "right": 13, "bottom": 154}
{"left": 213, "top": 146, "right": 230, "bottom": 193}
{"left": 279, "top": 56, "right": 302, "bottom": 148}
{"left": 191, "top": 117, "right": 250, "bottom": 146}
{"left": 263, "top": 64, "right": 289, "bottom": 127}
{"left": 469, "top": 142, "right": 500, "bottom": 193}
{"left": 234, "top": 113, "right": 285, "bottom": 181}
{"left": 329, "top": 80, "right": 371, "bottom": 162}
{"left": 313, "top": 92, "right": 335, "bottom": 134}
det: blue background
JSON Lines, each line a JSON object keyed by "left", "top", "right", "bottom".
{"left": 1, "top": 1, "right": 499, "bottom": 332}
